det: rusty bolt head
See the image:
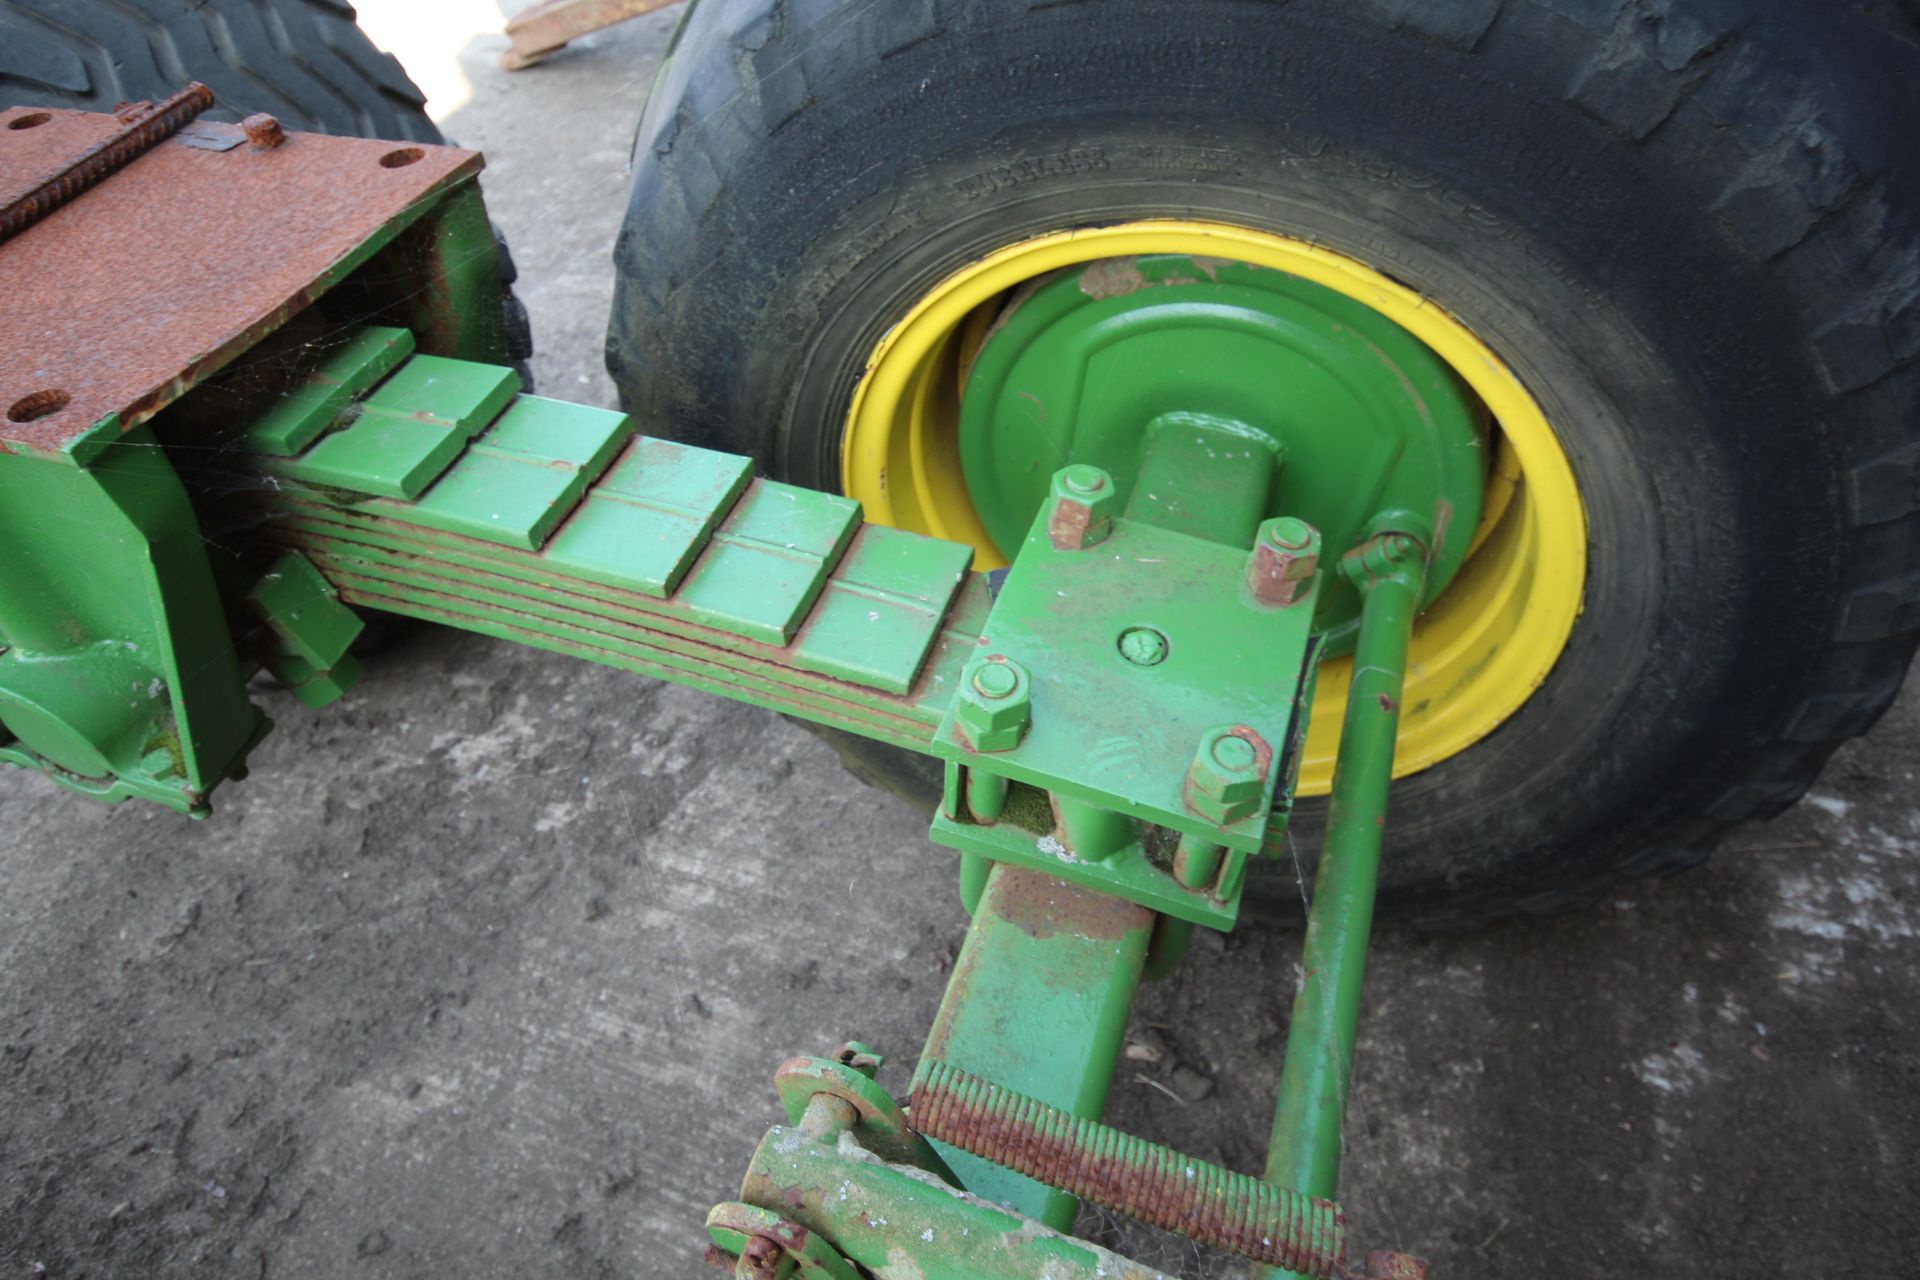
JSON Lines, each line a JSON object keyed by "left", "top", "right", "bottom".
{"left": 240, "top": 113, "right": 286, "bottom": 149}
{"left": 739, "top": 1234, "right": 785, "bottom": 1280}
{"left": 955, "top": 656, "right": 1030, "bottom": 753}
{"left": 1186, "top": 726, "right": 1268, "bottom": 825}
{"left": 1246, "top": 516, "right": 1321, "bottom": 606}
{"left": 1047, "top": 464, "right": 1120, "bottom": 550}
{"left": 1365, "top": 1251, "right": 1432, "bottom": 1280}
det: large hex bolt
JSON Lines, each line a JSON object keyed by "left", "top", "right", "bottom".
{"left": 954, "top": 656, "right": 1031, "bottom": 753}
{"left": 1046, "top": 464, "right": 1121, "bottom": 550}
{"left": 1246, "top": 516, "right": 1322, "bottom": 606}
{"left": 1185, "top": 725, "right": 1269, "bottom": 825}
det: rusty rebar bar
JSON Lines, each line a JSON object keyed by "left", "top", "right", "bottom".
{"left": 0, "top": 82, "right": 215, "bottom": 244}
{"left": 908, "top": 1059, "right": 1347, "bottom": 1277}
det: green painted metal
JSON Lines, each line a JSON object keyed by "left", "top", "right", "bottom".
{"left": 1260, "top": 532, "right": 1429, "bottom": 1280}
{"left": 265, "top": 355, "right": 521, "bottom": 499}
{"left": 957, "top": 252, "right": 1486, "bottom": 648}
{"left": 244, "top": 552, "right": 365, "bottom": 708}
{"left": 27, "top": 335, "right": 1335, "bottom": 935}
{"left": 931, "top": 785, "right": 1245, "bottom": 929}
{"left": 370, "top": 395, "right": 634, "bottom": 549}
{"left": 784, "top": 524, "right": 975, "bottom": 690}
{"left": 239, "top": 326, "right": 416, "bottom": 456}
{"left": 772, "top": 1055, "right": 956, "bottom": 1178}
{"left": 734, "top": 1112, "right": 1179, "bottom": 1280}
{"left": 234, "top": 342, "right": 976, "bottom": 707}
{"left": 247, "top": 552, "right": 363, "bottom": 671}
{"left": 389, "top": 179, "right": 525, "bottom": 367}
{"left": 266, "top": 510, "right": 988, "bottom": 742}
{"left": 919, "top": 864, "right": 1153, "bottom": 1227}
{"left": 0, "top": 425, "right": 261, "bottom": 814}
{"left": 1140, "top": 916, "right": 1195, "bottom": 983}
{"left": 706, "top": 1201, "right": 864, "bottom": 1280}
{"left": 544, "top": 436, "right": 752, "bottom": 595}
{"left": 932, "top": 463, "right": 1321, "bottom": 854}
{"left": 1124, "top": 411, "right": 1282, "bottom": 548}
{"left": 671, "top": 481, "right": 862, "bottom": 644}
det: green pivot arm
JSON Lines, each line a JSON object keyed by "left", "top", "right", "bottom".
{"left": 1262, "top": 531, "right": 1429, "bottom": 1278}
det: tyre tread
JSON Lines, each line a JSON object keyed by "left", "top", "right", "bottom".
{"left": 0, "top": 0, "right": 442, "bottom": 142}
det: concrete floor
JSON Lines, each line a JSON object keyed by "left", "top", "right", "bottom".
{"left": 3, "top": 7, "right": 1917, "bottom": 1277}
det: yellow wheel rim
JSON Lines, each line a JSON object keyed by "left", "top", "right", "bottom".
{"left": 841, "top": 220, "right": 1586, "bottom": 792}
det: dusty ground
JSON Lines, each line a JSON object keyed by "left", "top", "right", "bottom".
{"left": 3, "top": 6, "right": 1917, "bottom": 1277}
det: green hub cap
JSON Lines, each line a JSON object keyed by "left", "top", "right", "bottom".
{"left": 957, "top": 254, "right": 1488, "bottom": 642}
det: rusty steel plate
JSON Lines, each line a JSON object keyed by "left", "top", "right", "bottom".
{"left": 0, "top": 104, "right": 482, "bottom": 460}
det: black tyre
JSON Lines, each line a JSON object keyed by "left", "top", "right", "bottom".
{"left": 0, "top": 0, "right": 437, "bottom": 140}
{"left": 608, "top": 0, "right": 1920, "bottom": 928}
{"left": 0, "top": 0, "right": 534, "bottom": 378}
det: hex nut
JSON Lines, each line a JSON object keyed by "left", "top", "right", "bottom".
{"left": 954, "top": 656, "right": 1031, "bottom": 753}
{"left": 1186, "top": 725, "right": 1268, "bottom": 824}
{"left": 1047, "top": 465, "right": 1121, "bottom": 550}
{"left": 1246, "top": 516, "right": 1322, "bottom": 606}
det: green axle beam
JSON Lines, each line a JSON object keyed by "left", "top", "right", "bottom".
{"left": 920, "top": 863, "right": 1154, "bottom": 1228}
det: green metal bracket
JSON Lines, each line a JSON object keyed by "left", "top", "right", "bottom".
{"left": 773, "top": 1054, "right": 956, "bottom": 1179}
{"left": 927, "top": 460, "right": 1322, "bottom": 927}
{"left": 705, "top": 1202, "right": 864, "bottom": 1280}
{"left": 244, "top": 552, "right": 366, "bottom": 709}
{"left": 931, "top": 463, "right": 1319, "bottom": 851}
{"left": 0, "top": 424, "right": 262, "bottom": 815}
{"left": 726, "top": 1082, "right": 1186, "bottom": 1280}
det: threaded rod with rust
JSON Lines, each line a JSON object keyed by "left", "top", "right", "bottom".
{"left": 0, "top": 82, "right": 215, "bottom": 244}
{"left": 908, "top": 1059, "right": 1346, "bottom": 1278}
